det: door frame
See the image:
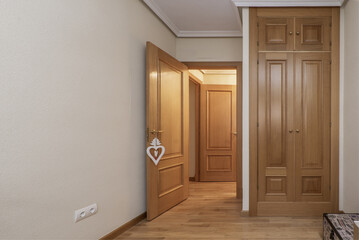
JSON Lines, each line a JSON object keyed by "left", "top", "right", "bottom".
{"left": 248, "top": 8, "right": 340, "bottom": 216}
{"left": 184, "top": 62, "right": 243, "bottom": 200}
{"left": 188, "top": 74, "right": 201, "bottom": 182}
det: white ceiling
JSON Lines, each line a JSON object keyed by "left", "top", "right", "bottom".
{"left": 143, "top": 0, "right": 242, "bottom": 37}
{"left": 144, "top": 0, "right": 345, "bottom": 38}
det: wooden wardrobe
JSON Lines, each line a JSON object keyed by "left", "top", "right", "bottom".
{"left": 249, "top": 8, "right": 340, "bottom": 216}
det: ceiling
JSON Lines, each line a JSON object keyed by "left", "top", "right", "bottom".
{"left": 144, "top": 0, "right": 345, "bottom": 38}
{"left": 143, "top": 0, "right": 242, "bottom": 37}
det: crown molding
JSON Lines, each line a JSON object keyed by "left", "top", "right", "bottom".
{"left": 232, "top": 0, "right": 345, "bottom": 7}
{"left": 143, "top": 0, "right": 180, "bottom": 36}
{"left": 143, "top": 0, "right": 243, "bottom": 38}
{"left": 178, "top": 30, "right": 242, "bottom": 38}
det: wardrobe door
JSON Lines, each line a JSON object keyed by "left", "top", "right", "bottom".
{"left": 258, "top": 17, "right": 294, "bottom": 51}
{"left": 294, "top": 53, "right": 331, "bottom": 202}
{"left": 258, "top": 53, "right": 295, "bottom": 202}
{"left": 295, "top": 17, "right": 331, "bottom": 51}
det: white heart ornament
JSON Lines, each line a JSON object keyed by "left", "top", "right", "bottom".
{"left": 146, "top": 137, "right": 165, "bottom": 166}
{"left": 147, "top": 145, "right": 165, "bottom": 166}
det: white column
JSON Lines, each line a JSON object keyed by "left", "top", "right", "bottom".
{"left": 242, "top": 7, "right": 249, "bottom": 211}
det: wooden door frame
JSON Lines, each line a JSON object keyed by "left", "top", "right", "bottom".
{"left": 248, "top": 8, "right": 340, "bottom": 216}
{"left": 184, "top": 62, "right": 243, "bottom": 200}
{"left": 188, "top": 74, "right": 201, "bottom": 182}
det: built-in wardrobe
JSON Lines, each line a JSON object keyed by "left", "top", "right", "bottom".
{"left": 249, "top": 8, "right": 340, "bottom": 216}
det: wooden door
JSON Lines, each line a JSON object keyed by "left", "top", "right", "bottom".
{"left": 200, "top": 84, "right": 236, "bottom": 181}
{"left": 294, "top": 53, "right": 331, "bottom": 202}
{"left": 257, "top": 52, "right": 332, "bottom": 216}
{"left": 295, "top": 17, "right": 331, "bottom": 51}
{"left": 258, "top": 17, "right": 294, "bottom": 51}
{"left": 146, "top": 42, "right": 189, "bottom": 220}
{"left": 258, "top": 53, "right": 295, "bottom": 202}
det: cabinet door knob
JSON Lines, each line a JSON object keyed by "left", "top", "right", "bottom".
{"left": 296, "top": 129, "right": 300, "bottom": 133}
{"left": 296, "top": 32, "right": 300, "bottom": 35}
{"left": 289, "top": 32, "right": 293, "bottom": 35}
{"left": 289, "top": 130, "right": 293, "bottom": 133}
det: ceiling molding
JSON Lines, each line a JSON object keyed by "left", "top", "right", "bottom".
{"left": 143, "top": 0, "right": 180, "bottom": 36}
{"left": 232, "top": 0, "right": 345, "bottom": 7}
{"left": 178, "top": 30, "right": 242, "bottom": 38}
{"left": 143, "top": 0, "right": 243, "bottom": 38}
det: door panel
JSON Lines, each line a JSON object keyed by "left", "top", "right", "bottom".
{"left": 294, "top": 53, "right": 331, "bottom": 202}
{"left": 146, "top": 42, "right": 189, "bottom": 220}
{"left": 295, "top": 17, "right": 331, "bottom": 51}
{"left": 258, "top": 53, "right": 294, "bottom": 202}
{"left": 159, "top": 61, "right": 183, "bottom": 158}
{"left": 200, "top": 85, "right": 236, "bottom": 181}
{"left": 259, "top": 17, "right": 294, "bottom": 51}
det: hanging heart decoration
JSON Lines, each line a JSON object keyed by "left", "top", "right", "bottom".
{"left": 146, "top": 137, "right": 165, "bottom": 166}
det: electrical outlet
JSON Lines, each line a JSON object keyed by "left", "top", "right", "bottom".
{"left": 74, "top": 203, "right": 97, "bottom": 223}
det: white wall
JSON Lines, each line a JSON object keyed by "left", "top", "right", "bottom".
{"left": 342, "top": 0, "right": 359, "bottom": 212}
{"left": 176, "top": 38, "right": 243, "bottom": 62}
{"left": 0, "top": 0, "right": 176, "bottom": 239}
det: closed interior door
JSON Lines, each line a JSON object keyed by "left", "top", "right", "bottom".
{"left": 146, "top": 42, "right": 189, "bottom": 220}
{"left": 200, "top": 84, "right": 236, "bottom": 181}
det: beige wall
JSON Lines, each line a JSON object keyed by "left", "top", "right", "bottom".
{"left": 0, "top": 0, "right": 175, "bottom": 239}
{"left": 342, "top": 0, "right": 359, "bottom": 212}
{"left": 176, "top": 38, "right": 243, "bottom": 62}
{"left": 203, "top": 74, "right": 237, "bottom": 85}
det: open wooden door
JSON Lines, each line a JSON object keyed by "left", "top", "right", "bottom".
{"left": 146, "top": 42, "right": 189, "bottom": 220}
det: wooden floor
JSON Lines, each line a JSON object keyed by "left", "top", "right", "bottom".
{"left": 117, "top": 182, "right": 323, "bottom": 239}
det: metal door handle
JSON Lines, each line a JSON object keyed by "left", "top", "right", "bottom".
{"left": 150, "top": 130, "right": 164, "bottom": 134}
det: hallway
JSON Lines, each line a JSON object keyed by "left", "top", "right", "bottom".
{"left": 117, "top": 182, "right": 322, "bottom": 239}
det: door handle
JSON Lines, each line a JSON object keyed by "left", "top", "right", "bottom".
{"left": 296, "top": 129, "right": 300, "bottom": 133}
{"left": 232, "top": 132, "right": 237, "bottom": 135}
{"left": 289, "top": 129, "right": 293, "bottom": 133}
{"left": 296, "top": 32, "right": 300, "bottom": 35}
{"left": 150, "top": 129, "right": 164, "bottom": 134}
{"left": 289, "top": 32, "right": 293, "bottom": 35}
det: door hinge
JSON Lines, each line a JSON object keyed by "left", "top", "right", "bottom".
{"left": 257, "top": 60, "right": 259, "bottom": 65}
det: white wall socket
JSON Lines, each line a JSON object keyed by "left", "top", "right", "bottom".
{"left": 74, "top": 203, "right": 97, "bottom": 223}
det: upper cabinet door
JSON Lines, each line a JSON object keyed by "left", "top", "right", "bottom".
{"left": 295, "top": 17, "right": 331, "bottom": 51}
{"left": 259, "top": 17, "right": 294, "bottom": 51}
